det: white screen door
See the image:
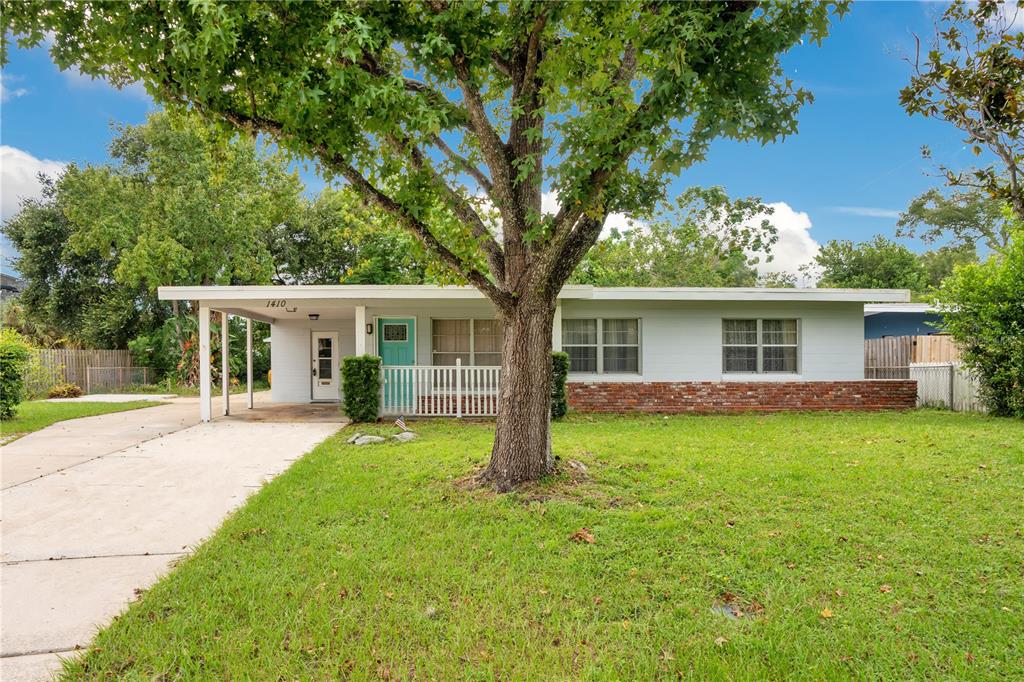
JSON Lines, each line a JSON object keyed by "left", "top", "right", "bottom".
{"left": 311, "top": 332, "right": 340, "bottom": 401}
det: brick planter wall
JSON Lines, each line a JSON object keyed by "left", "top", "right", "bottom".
{"left": 567, "top": 380, "right": 917, "bottom": 414}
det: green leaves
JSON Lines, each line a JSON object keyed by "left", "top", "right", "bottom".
{"left": 899, "top": 0, "right": 1024, "bottom": 222}
{"left": 1, "top": 0, "right": 844, "bottom": 301}
{"left": 935, "top": 221, "right": 1024, "bottom": 417}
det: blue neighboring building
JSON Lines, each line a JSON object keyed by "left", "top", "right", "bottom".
{"left": 864, "top": 304, "right": 943, "bottom": 339}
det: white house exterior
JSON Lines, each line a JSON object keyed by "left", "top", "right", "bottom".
{"left": 157, "top": 284, "right": 917, "bottom": 420}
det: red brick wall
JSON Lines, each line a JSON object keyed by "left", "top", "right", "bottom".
{"left": 567, "top": 380, "right": 917, "bottom": 414}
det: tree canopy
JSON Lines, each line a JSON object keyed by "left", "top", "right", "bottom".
{"left": 270, "top": 187, "right": 430, "bottom": 286}
{"left": 900, "top": 0, "right": 1024, "bottom": 222}
{"left": 1, "top": 175, "right": 160, "bottom": 348}
{"left": 1, "top": 1, "right": 842, "bottom": 306}
{"left": 806, "top": 235, "right": 978, "bottom": 296}
{"left": 897, "top": 187, "right": 1012, "bottom": 253}
{"left": 809, "top": 236, "right": 932, "bottom": 292}
{"left": 1, "top": 112, "right": 434, "bottom": 349}
{"left": 572, "top": 187, "right": 775, "bottom": 287}
{"left": 60, "top": 111, "right": 302, "bottom": 291}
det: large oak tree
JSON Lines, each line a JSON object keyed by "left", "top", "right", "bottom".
{"left": 2, "top": 1, "right": 843, "bottom": 489}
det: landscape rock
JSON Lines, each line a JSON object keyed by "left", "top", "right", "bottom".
{"left": 392, "top": 431, "right": 418, "bottom": 442}
{"left": 346, "top": 433, "right": 363, "bottom": 444}
{"left": 352, "top": 435, "right": 386, "bottom": 446}
{"left": 567, "top": 459, "right": 588, "bottom": 474}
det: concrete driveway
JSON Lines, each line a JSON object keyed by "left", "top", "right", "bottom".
{"left": 1, "top": 394, "right": 345, "bottom": 680}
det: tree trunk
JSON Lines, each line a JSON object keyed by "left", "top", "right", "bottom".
{"left": 480, "top": 299, "right": 555, "bottom": 491}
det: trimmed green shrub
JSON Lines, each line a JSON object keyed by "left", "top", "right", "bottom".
{"left": 47, "top": 382, "right": 84, "bottom": 399}
{"left": 342, "top": 355, "right": 382, "bottom": 422}
{"left": 551, "top": 351, "right": 570, "bottom": 419}
{"left": 0, "top": 328, "right": 33, "bottom": 419}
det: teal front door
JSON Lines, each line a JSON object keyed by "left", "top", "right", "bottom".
{"left": 377, "top": 318, "right": 416, "bottom": 365}
{"left": 378, "top": 318, "right": 415, "bottom": 412}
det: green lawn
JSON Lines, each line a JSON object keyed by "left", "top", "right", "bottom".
{"left": 66, "top": 412, "right": 1023, "bottom": 680}
{"left": 0, "top": 400, "right": 164, "bottom": 440}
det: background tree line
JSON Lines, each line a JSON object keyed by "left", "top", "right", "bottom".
{"left": 2, "top": 111, "right": 795, "bottom": 366}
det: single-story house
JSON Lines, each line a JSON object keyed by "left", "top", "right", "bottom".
{"left": 864, "top": 303, "right": 943, "bottom": 339}
{"left": 157, "top": 285, "right": 917, "bottom": 421}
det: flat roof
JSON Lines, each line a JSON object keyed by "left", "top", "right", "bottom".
{"left": 864, "top": 303, "right": 937, "bottom": 315}
{"left": 158, "top": 284, "right": 910, "bottom": 304}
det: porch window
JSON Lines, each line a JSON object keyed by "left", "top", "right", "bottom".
{"left": 432, "top": 319, "right": 504, "bottom": 366}
{"left": 562, "top": 319, "right": 640, "bottom": 373}
{"left": 722, "top": 319, "right": 799, "bottom": 373}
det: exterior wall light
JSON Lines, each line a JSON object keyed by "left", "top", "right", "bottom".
{"left": 308, "top": 313, "right": 320, "bottom": 321}
{"left": 366, "top": 323, "right": 374, "bottom": 335}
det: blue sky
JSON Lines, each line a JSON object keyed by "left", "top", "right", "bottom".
{"left": 0, "top": 2, "right": 976, "bottom": 276}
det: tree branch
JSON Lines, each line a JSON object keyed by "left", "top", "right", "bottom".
{"left": 430, "top": 134, "right": 493, "bottom": 194}
{"left": 214, "top": 106, "right": 513, "bottom": 308}
{"left": 387, "top": 133, "right": 507, "bottom": 284}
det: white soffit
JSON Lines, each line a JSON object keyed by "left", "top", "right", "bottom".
{"left": 158, "top": 284, "right": 910, "bottom": 304}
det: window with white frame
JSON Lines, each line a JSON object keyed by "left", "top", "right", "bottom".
{"left": 382, "top": 322, "right": 408, "bottom": 342}
{"left": 431, "top": 319, "right": 504, "bottom": 366}
{"left": 562, "top": 318, "right": 640, "bottom": 373}
{"left": 722, "top": 319, "right": 798, "bottom": 373}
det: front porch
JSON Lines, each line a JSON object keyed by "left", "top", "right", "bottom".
{"left": 160, "top": 285, "right": 531, "bottom": 422}
{"left": 217, "top": 392, "right": 348, "bottom": 424}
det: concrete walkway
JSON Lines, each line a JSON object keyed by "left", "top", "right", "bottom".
{"left": 1, "top": 395, "right": 345, "bottom": 681}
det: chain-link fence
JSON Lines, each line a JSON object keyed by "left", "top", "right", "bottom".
{"left": 86, "top": 366, "right": 153, "bottom": 394}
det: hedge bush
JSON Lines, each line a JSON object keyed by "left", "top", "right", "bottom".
{"left": 935, "top": 223, "right": 1024, "bottom": 417}
{"left": 0, "top": 328, "right": 33, "bottom": 419}
{"left": 342, "top": 355, "right": 382, "bottom": 422}
{"left": 551, "top": 351, "right": 570, "bottom": 419}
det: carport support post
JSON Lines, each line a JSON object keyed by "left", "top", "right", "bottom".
{"left": 221, "top": 312, "right": 230, "bottom": 416}
{"left": 246, "top": 318, "right": 253, "bottom": 409}
{"left": 199, "top": 305, "right": 211, "bottom": 422}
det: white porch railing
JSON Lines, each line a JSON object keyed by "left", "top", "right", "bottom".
{"left": 381, "top": 360, "right": 501, "bottom": 417}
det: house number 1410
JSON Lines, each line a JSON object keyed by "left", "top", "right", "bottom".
{"left": 265, "top": 299, "right": 288, "bottom": 308}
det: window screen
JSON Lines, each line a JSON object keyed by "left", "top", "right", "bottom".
{"left": 722, "top": 319, "right": 798, "bottom": 373}
{"left": 562, "top": 319, "right": 639, "bottom": 373}
{"left": 431, "top": 319, "right": 504, "bottom": 366}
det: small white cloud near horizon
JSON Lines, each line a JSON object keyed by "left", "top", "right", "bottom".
{"left": 0, "top": 74, "right": 29, "bottom": 102}
{"left": 0, "top": 146, "right": 68, "bottom": 219}
{"left": 746, "top": 202, "right": 821, "bottom": 283}
{"left": 832, "top": 205, "right": 901, "bottom": 219}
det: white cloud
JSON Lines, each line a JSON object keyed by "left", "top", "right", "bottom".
{"left": 832, "top": 206, "right": 901, "bottom": 219}
{"left": 746, "top": 202, "right": 820, "bottom": 282}
{"left": 0, "top": 146, "right": 67, "bottom": 219}
{"left": 0, "top": 75, "right": 29, "bottom": 102}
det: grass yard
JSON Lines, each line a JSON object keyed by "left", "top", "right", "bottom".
{"left": 0, "top": 400, "right": 164, "bottom": 440}
{"left": 67, "top": 412, "right": 1023, "bottom": 680}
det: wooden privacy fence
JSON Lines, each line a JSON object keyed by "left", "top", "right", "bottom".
{"left": 910, "top": 362, "right": 985, "bottom": 412}
{"left": 865, "top": 335, "right": 961, "bottom": 378}
{"left": 864, "top": 336, "right": 912, "bottom": 379}
{"left": 24, "top": 349, "right": 136, "bottom": 395}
